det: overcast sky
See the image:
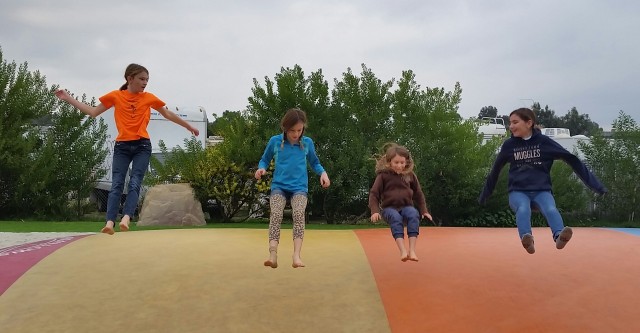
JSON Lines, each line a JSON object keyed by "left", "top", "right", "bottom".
{"left": 1, "top": 0, "right": 638, "bottom": 130}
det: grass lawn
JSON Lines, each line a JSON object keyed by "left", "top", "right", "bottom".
{"left": 2, "top": 218, "right": 634, "bottom": 233}
{"left": 0, "top": 220, "right": 389, "bottom": 233}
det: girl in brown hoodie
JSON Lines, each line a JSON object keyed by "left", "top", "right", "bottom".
{"left": 369, "top": 144, "right": 432, "bottom": 261}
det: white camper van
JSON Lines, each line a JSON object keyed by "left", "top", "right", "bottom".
{"left": 541, "top": 128, "right": 590, "bottom": 158}
{"left": 91, "top": 106, "right": 208, "bottom": 211}
{"left": 477, "top": 117, "right": 507, "bottom": 144}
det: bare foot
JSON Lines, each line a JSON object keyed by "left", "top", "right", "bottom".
{"left": 264, "top": 248, "right": 278, "bottom": 268}
{"left": 408, "top": 253, "right": 419, "bottom": 261}
{"left": 101, "top": 221, "right": 115, "bottom": 235}
{"left": 264, "top": 259, "right": 278, "bottom": 268}
{"left": 119, "top": 216, "right": 130, "bottom": 232}
{"left": 401, "top": 252, "right": 409, "bottom": 262}
{"left": 292, "top": 256, "right": 305, "bottom": 268}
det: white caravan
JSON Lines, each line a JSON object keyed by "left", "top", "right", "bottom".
{"left": 541, "top": 128, "right": 590, "bottom": 158}
{"left": 477, "top": 117, "right": 507, "bottom": 144}
{"left": 91, "top": 106, "right": 208, "bottom": 211}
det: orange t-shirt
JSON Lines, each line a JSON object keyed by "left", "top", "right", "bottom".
{"left": 99, "top": 90, "right": 165, "bottom": 141}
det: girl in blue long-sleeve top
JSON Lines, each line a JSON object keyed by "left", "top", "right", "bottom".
{"left": 255, "top": 108, "right": 330, "bottom": 268}
{"left": 479, "top": 108, "right": 607, "bottom": 254}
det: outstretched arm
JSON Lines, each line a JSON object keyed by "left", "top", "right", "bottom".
{"left": 55, "top": 89, "right": 108, "bottom": 118}
{"left": 546, "top": 139, "right": 608, "bottom": 194}
{"left": 478, "top": 149, "right": 509, "bottom": 204}
{"left": 156, "top": 106, "right": 199, "bottom": 136}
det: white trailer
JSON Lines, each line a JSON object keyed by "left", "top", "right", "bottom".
{"left": 541, "top": 128, "right": 590, "bottom": 158}
{"left": 477, "top": 117, "right": 507, "bottom": 144}
{"left": 91, "top": 106, "right": 208, "bottom": 211}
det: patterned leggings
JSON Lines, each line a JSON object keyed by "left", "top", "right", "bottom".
{"left": 268, "top": 193, "right": 308, "bottom": 242}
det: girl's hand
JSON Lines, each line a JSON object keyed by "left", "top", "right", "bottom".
{"left": 371, "top": 213, "right": 381, "bottom": 222}
{"left": 320, "top": 172, "right": 330, "bottom": 188}
{"left": 255, "top": 168, "right": 266, "bottom": 180}
{"left": 422, "top": 213, "right": 432, "bottom": 221}
{"left": 188, "top": 125, "right": 200, "bottom": 136}
{"left": 54, "top": 89, "right": 71, "bottom": 102}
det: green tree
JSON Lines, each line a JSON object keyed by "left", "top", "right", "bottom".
{"left": 478, "top": 105, "right": 498, "bottom": 119}
{"left": 580, "top": 111, "right": 639, "bottom": 223}
{"left": 560, "top": 107, "right": 601, "bottom": 136}
{"left": 247, "top": 65, "right": 331, "bottom": 145}
{"left": 208, "top": 110, "right": 244, "bottom": 136}
{"left": 532, "top": 102, "right": 562, "bottom": 128}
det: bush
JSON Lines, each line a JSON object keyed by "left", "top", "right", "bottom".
{"left": 147, "top": 138, "right": 271, "bottom": 222}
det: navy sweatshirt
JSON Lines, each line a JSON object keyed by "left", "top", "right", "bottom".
{"left": 478, "top": 128, "right": 607, "bottom": 204}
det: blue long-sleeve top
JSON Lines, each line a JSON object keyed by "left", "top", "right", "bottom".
{"left": 258, "top": 134, "right": 326, "bottom": 193}
{"left": 479, "top": 128, "right": 607, "bottom": 204}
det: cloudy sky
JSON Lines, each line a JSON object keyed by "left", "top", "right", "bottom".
{"left": 1, "top": 0, "right": 638, "bottom": 129}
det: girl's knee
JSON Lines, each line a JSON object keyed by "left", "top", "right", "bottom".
{"left": 403, "top": 207, "right": 419, "bottom": 216}
{"left": 539, "top": 205, "right": 560, "bottom": 215}
{"left": 382, "top": 215, "right": 402, "bottom": 225}
{"left": 511, "top": 204, "right": 531, "bottom": 214}
{"left": 291, "top": 207, "right": 306, "bottom": 216}
{"left": 270, "top": 196, "right": 287, "bottom": 210}
{"left": 127, "top": 181, "right": 142, "bottom": 193}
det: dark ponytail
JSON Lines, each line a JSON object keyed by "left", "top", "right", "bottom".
{"left": 119, "top": 63, "right": 149, "bottom": 90}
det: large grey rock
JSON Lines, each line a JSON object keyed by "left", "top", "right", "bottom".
{"left": 138, "top": 183, "right": 206, "bottom": 226}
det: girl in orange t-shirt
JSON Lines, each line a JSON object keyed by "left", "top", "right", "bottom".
{"left": 55, "top": 63, "right": 199, "bottom": 235}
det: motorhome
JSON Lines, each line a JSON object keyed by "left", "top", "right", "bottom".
{"left": 477, "top": 117, "right": 507, "bottom": 144}
{"left": 91, "top": 106, "right": 208, "bottom": 211}
{"left": 541, "top": 128, "right": 589, "bottom": 158}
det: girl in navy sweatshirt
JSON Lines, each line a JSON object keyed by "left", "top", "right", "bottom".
{"left": 479, "top": 108, "right": 607, "bottom": 254}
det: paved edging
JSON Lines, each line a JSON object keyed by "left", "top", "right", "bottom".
{"left": 0, "top": 234, "right": 93, "bottom": 296}
{"left": 0, "top": 232, "right": 95, "bottom": 249}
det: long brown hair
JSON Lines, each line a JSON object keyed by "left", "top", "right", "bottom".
{"left": 280, "top": 108, "right": 307, "bottom": 150}
{"left": 374, "top": 143, "right": 415, "bottom": 182}
{"left": 120, "top": 63, "right": 149, "bottom": 90}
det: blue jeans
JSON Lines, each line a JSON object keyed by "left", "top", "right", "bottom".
{"left": 508, "top": 191, "right": 565, "bottom": 240}
{"left": 106, "top": 139, "right": 151, "bottom": 222}
{"left": 381, "top": 206, "right": 420, "bottom": 239}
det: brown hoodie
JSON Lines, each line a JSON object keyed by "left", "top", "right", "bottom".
{"left": 368, "top": 169, "right": 429, "bottom": 215}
